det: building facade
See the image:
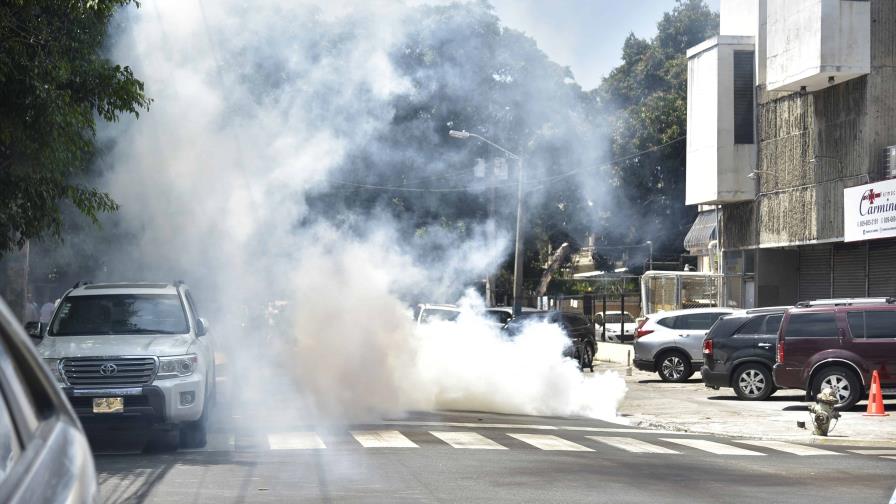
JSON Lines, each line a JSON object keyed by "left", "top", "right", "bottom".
{"left": 684, "top": 0, "right": 896, "bottom": 308}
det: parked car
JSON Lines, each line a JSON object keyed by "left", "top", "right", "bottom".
{"left": 595, "top": 311, "right": 636, "bottom": 343}
{"left": 0, "top": 296, "right": 97, "bottom": 503}
{"left": 503, "top": 311, "right": 596, "bottom": 371}
{"left": 701, "top": 307, "right": 786, "bottom": 400}
{"left": 633, "top": 307, "right": 735, "bottom": 382}
{"left": 414, "top": 304, "right": 461, "bottom": 325}
{"left": 31, "top": 281, "right": 216, "bottom": 450}
{"left": 482, "top": 306, "right": 538, "bottom": 326}
{"left": 773, "top": 297, "right": 896, "bottom": 410}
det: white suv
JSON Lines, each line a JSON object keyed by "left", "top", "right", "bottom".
{"left": 34, "top": 282, "right": 215, "bottom": 450}
{"left": 633, "top": 307, "right": 734, "bottom": 382}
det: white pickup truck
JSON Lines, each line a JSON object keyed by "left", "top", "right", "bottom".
{"left": 30, "top": 282, "right": 215, "bottom": 450}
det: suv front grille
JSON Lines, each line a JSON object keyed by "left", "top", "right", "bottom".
{"left": 61, "top": 357, "right": 157, "bottom": 387}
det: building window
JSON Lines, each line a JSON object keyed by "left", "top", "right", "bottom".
{"left": 733, "top": 50, "right": 754, "bottom": 144}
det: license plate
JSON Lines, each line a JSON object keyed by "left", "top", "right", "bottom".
{"left": 92, "top": 397, "right": 124, "bottom": 414}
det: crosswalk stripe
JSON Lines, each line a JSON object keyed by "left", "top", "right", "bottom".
{"left": 385, "top": 421, "right": 557, "bottom": 430}
{"left": 736, "top": 440, "right": 840, "bottom": 456}
{"left": 508, "top": 433, "right": 593, "bottom": 451}
{"left": 884, "top": 456, "right": 896, "bottom": 461}
{"left": 560, "top": 426, "right": 690, "bottom": 435}
{"left": 586, "top": 436, "right": 679, "bottom": 454}
{"left": 429, "top": 431, "right": 507, "bottom": 450}
{"left": 266, "top": 432, "right": 326, "bottom": 450}
{"left": 661, "top": 438, "right": 764, "bottom": 456}
{"left": 430, "top": 431, "right": 507, "bottom": 449}
{"left": 351, "top": 430, "right": 418, "bottom": 448}
{"left": 849, "top": 449, "right": 896, "bottom": 456}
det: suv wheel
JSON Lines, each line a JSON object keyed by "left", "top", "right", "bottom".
{"left": 657, "top": 351, "right": 692, "bottom": 383}
{"left": 180, "top": 403, "right": 209, "bottom": 449}
{"left": 812, "top": 366, "right": 861, "bottom": 410}
{"left": 733, "top": 364, "right": 775, "bottom": 401}
{"left": 582, "top": 344, "right": 594, "bottom": 372}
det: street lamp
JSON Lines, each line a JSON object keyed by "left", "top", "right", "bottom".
{"left": 448, "top": 130, "right": 525, "bottom": 316}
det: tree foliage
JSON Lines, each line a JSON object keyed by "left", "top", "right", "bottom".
{"left": 0, "top": 0, "right": 150, "bottom": 254}
{"left": 595, "top": 0, "right": 718, "bottom": 254}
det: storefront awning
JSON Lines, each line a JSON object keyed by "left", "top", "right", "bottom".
{"left": 684, "top": 209, "right": 718, "bottom": 255}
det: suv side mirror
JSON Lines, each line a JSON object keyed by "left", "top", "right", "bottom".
{"left": 24, "top": 321, "right": 44, "bottom": 342}
{"left": 196, "top": 317, "right": 209, "bottom": 337}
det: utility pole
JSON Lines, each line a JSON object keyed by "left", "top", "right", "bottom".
{"left": 511, "top": 157, "right": 525, "bottom": 316}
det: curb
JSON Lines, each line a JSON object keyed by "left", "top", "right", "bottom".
{"left": 628, "top": 416, "right": 896, "bottom": 448}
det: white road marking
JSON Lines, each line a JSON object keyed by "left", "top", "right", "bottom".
{"left": 586, "top": 436, "right": 679, "bottom": 454}
{"left": 890, "top": 484, "right": 896, "bottom": 504}
{"left": 430, "top": 431, "right": 507, "bottom": 450}
{"left": 384, "top": 420, "right": 557, "bottom": 430}
{"left": 885, "top": 456, "right": 896, "bottom": 461}
{"left": 661, "top": 438, "right": 764, "bottom": 456}
{"left": 266, "top": 432, "right": 326, "bottom": 450}
{"left": 848, "top": 449, "right": 896, "bottom": 456}
{"left": 560, "top": 426, "right": 689, "bottom": 435}
{"left": 508, "top": 433, "right": 594, "bottom": 451}
{"left": 351, "top": 430, "right": 418, "bottom": 448}
{"left": 736, "top": 440, "right": 840, "bottom": 456}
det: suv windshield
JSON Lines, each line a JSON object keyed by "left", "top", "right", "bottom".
{"left": 50, "top": 294, "right": 189, "bottom": 336}
{"left": 419, "top": 309, "right": 460, "bottom": 324}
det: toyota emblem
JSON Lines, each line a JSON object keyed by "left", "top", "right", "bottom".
{"left": 99, "top": 363, "right": 118, "bottom": 376}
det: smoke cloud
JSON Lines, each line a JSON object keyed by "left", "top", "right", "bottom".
{"left": 70, "top": 0, "right": 626, "bottom": 423}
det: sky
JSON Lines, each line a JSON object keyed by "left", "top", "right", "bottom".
{"left": 490, "top": 0, "right": 721, "bottom": 90}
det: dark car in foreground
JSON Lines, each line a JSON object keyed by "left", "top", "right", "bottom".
{"left": 504, "top": 311, "right": 596, "bottom": 371}
{"left": 0, "top": 297, "right": 97, "bottom": 503}
{"left": 701, "top": 307, "right": 785, "bottom": 400}
{"left": 773, "top": 298, "right": 896, "bottom": 410}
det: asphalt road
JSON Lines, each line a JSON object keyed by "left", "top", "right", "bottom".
{"left": 91, "top": 409, "right": 896, "bottom": 504}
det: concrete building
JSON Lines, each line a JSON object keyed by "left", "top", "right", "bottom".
{"left": 684, "top": 0, "right": 896, "bottom": 308}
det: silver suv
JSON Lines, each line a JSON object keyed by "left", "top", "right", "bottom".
{"left": 31, "top": 282, "right": 215, "bottom": 450}
{"left": 633, "top": 308, "right": 734, "bottom": 382}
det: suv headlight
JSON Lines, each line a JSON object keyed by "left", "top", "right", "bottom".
{"left": 43, "top": 358, "right": 64, "bottom": 383}
{"left": 157, "top": 354, "right": 198, "bottom": 379}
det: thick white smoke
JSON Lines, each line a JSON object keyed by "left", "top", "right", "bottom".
{"left": 90, "top": 0, "right": 626, "bottom": 422}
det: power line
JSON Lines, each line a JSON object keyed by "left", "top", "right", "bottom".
{"left": 323, "top": 135, "right": 686, "bottom": 192}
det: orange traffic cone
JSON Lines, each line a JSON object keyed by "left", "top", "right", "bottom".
{"left": 864, "top": 370, "right": 889, "bottom": 417}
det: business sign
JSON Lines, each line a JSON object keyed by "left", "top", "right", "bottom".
{"left": 844, "top": 178, "right": 896, "bottom": 242}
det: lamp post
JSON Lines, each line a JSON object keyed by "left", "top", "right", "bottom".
{"left": 449, "top": 130, "right": 525, "bottom": 316}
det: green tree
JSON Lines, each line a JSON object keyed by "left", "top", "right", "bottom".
{"left": 596, "top": 0, "right": 718, "bottom": 254}
{"left": 0, "top": 0, "right": 150, "bottom": 255}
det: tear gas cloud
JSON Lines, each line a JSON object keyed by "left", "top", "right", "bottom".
{"left": 79, "top": 0, "right": 626, "bottom": 422}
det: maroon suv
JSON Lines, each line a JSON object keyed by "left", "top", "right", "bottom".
{"left": 773, "top": 298, "right": 896, "bottom": 410}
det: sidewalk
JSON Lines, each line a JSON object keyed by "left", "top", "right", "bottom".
{"left": 596, "top": 343, "right": 896, "bottom": 447}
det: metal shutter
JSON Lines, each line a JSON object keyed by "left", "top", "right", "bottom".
{"left": 733, "top": 51, "right": 755, "bottom": 144}
{"left": 833, "top": 243, "right": 866, "bottom": 297}
{"left": 869, "top": 240, "right": 896, "bottom": 296}
{"left": 799, "top": 245, "right": 831, "bottom": 300}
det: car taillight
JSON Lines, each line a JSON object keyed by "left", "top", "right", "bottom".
{"left": 777, "top": 335, "right": 784, "bottom": 363}
{"left": 703, "top": 339, "right": 713, "bottom": 355}
{"left": 635, "top": 318, "right": 652, "bottom": 338}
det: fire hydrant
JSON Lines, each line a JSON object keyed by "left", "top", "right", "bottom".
{"left": 808, "top": 388, "right": 840, "bottom": 436}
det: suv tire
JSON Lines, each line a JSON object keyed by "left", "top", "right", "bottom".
{"left": 180, "top": 403, "right": 209, "bottom": 449}
{"left": 732, "top": 363, "right": 776, "bottom": 401}
{"left": 812, "top": 366, "right": 862, "bottom": 411}
{"left": 581, "top": 344, "right": 594, "bottom": 372}
{"left": 657, "top": 351, "right": 692, "bottom": 383}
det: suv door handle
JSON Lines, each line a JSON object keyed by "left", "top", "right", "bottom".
{"left": 757, "top": 343, "right": 772, "bottom": 348}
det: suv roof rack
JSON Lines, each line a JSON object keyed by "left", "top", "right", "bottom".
{"left": 744, "top": 306, "right": 790, "bottom": 314}
{"left": 795, "top": 297, "right": 895, "bottom": 308}
{"left": 72, "top": 281, "right": 91, "bottom": 289}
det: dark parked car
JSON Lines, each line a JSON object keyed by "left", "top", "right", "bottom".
{"left": 701, "top": 307, "right": 786, "bottom": 400}
{"left": 504, "top": 311, "right": 596, "bottom": 371}
{"left": 0, "top": 297, "right": 97, "bottom": 503}
{"left": 773, "top": 298, "right": 896, "bottom": 410}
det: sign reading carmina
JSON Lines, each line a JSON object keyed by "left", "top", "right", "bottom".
{"left": 844, "top": 178, "right": 896, "bottom": 242}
